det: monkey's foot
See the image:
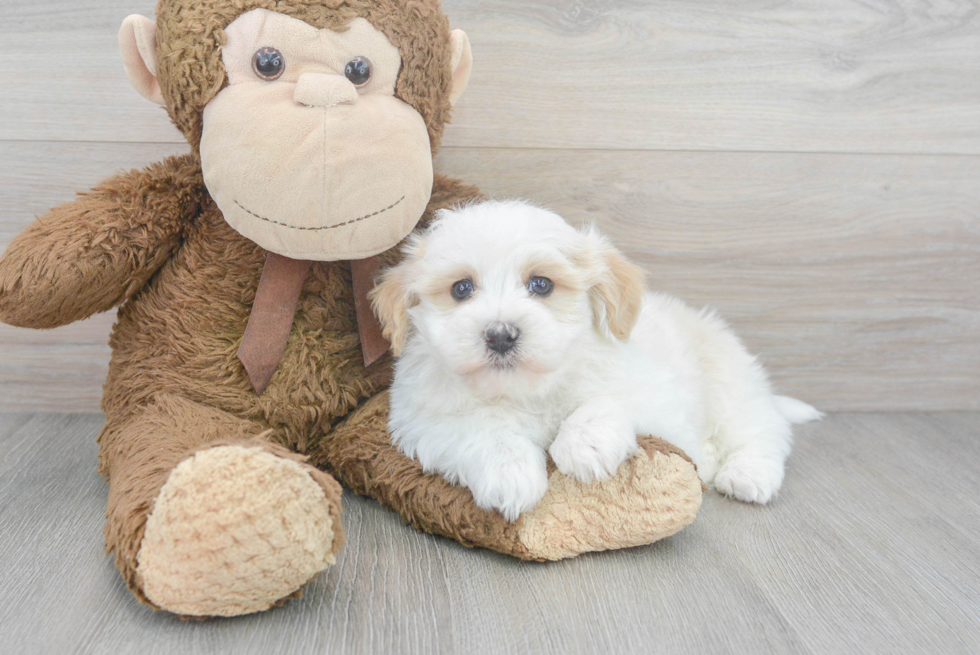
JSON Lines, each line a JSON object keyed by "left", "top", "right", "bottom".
{"left": 136, "top": 445, "right": 341, "bottom": 617}
{"left": 511, "top": 436, "right": 705, "bottom": 560}
{"left": 310, "top": 391, "right": 704, "bottom": 562}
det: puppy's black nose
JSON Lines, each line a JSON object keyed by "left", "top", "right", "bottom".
{"left": 484, "top": 322, "right": 520, "bottom": 355}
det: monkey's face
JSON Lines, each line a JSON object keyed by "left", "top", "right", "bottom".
{"left": 201, "top": 10, "right": 432, "bottom": 260}
{"left": 120, "top": 6, "right": 472, "bottom": 261}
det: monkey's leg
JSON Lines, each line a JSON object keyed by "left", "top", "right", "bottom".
{"left": 308, "top": 391, "right": 703, "bottom": 561}
{"left": 100, "top": 395, "right": 344, "bottom": 617}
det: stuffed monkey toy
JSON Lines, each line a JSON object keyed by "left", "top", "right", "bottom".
{"left": 0, "top": 0, "right": 703, "bottom": 617}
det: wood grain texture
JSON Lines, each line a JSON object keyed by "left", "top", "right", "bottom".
{"left": 1, "top": 1, "right": 978, "bottom": 410}
{"left": 2, "top": 141, "right": 977, "bottom": 411}
{"left": 1, "top": 0, "right": 978, "bottom": 153}
{"left": 0, "top": 313, "right": 115, "bottom": 413}
{"left": 0, "top": 412, "right": 977, "bottom": 654}
{"left": 436, "top": 147, "right": 980, "bottom": 411}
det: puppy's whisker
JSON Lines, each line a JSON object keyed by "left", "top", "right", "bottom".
{"left": 453, "top": 357, "right": 491, "bottom": 376}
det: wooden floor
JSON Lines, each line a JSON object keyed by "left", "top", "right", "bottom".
{"left": 1, "top": 412, "right": 977, "bottom": 654}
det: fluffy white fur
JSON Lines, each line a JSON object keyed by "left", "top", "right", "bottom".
{"left": 372, "top": 200, "right": 822, "bottom": 522}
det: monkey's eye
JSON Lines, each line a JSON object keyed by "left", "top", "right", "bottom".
{"left": 528, "top": 276, "right": 554, "bottom": 297}
{"left": 344, "top": 56, "right": 372, "bottom": 87}
{"left": 451, "top": 279, "right": 475, "bottom": 301}
{"left": 252, "top": 47, "right": 285, "bottom": 81}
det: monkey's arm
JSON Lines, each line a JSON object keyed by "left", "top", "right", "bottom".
{"left": 310, "top": 391, "right": 704, "bottom": 561}
{"left": 0, "top": 153, "right": 206, "bottom": 328}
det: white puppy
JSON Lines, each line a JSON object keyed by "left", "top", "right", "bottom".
{"left": 372, "top": 200, "right": 821, "bottom": 521}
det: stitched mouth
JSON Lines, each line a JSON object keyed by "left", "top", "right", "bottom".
{"left": 233, "top": 196, "right": 406, "bottom": 232}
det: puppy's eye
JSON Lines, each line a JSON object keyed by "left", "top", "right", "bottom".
{"left": 252, "top": 47, "right": 285, "bottom": 81}
{"left": 528, "top": 276, "right": 554, "bottom": 297}
{"left": 451, "top": 279, "right": 475, "bottom": 301}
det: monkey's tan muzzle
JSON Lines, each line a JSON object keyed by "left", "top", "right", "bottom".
{"left": 201, "top": 85, "right": 433, "bottom": 261}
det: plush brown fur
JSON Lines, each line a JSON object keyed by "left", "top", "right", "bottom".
{"left": 1, "top": 148, "right": 480, "bottom": 609}
{"left": 0, "top": 0, "right": 702, "bottom": 616}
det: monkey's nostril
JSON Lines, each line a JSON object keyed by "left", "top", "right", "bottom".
{"left": 484, "top": 322, "right": 520, "bottom": 355}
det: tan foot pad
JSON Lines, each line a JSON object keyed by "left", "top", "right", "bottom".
{"left": 137, "top": 445, "right": 337, "bottom": 617}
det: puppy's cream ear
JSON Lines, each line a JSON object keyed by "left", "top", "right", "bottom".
{"left": 370, "top": 262, "right": 417, "bottom": 356}
{"left": 577, "top": 227, "right": 646, "bottom": 342}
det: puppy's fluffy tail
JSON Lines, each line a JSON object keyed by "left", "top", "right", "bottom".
{"left": 774, "top": 395, "right": 825, "bottom": 424}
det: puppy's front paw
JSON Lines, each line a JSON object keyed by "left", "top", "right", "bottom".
{"left": 469, "top": 454, "right": 549, "bottom": 522}
{"left": 550, "top": 412, "right": 639, "bottom": 484}
{"left": 713, "top": 454, "right": 784, "bottom": 504}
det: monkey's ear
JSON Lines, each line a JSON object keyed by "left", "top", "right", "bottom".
{"left": 448, "top": 29, "right": 472, "bottom": 106}
{"left": 119, "top": 15, "right": 165, "bottom": 105}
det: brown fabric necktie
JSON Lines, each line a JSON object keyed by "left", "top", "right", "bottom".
{"left": 238, "top": 253, "right": 389, "bottom": 395}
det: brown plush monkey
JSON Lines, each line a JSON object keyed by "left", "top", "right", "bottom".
{"left": 0, "top": 0, "right": 703, "bottom": 617}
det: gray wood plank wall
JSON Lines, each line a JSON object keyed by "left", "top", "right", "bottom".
{"left": 1, "top": 0, "right": 978, "bottom": 412}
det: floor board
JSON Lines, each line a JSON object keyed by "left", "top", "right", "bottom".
{"left": 0, "top": 412, "right": 977, "bottom": 654}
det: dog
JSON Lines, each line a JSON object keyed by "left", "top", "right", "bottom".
{"left": 371, "top": 200, "right": 822, "bottom": 521}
